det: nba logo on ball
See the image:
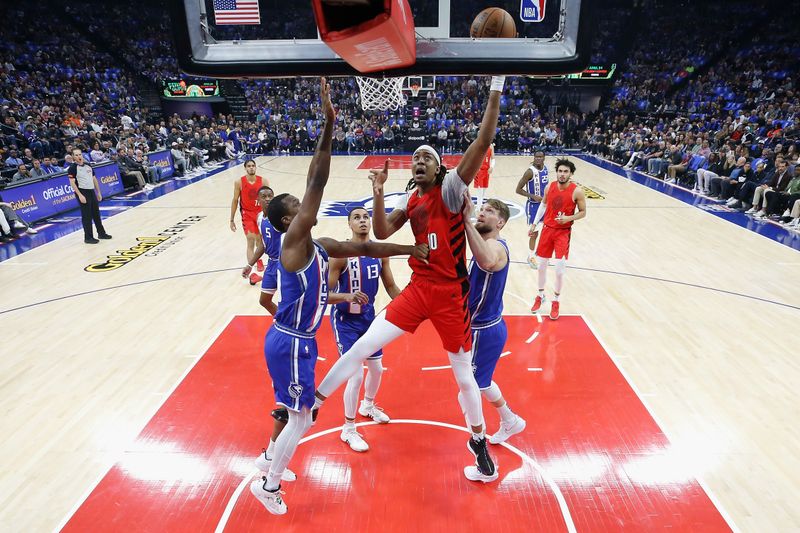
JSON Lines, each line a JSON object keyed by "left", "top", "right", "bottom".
{"left": 520, "top": 0, "right": 546, "bottom": 22}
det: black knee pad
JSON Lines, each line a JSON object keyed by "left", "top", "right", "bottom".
{"left": 271, "top": 407, "right": 289, "bottom": 423}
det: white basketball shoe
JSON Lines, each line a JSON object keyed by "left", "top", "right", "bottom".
{"left": 358, "top": 400, "right": 390, "bottom": 423}
{"left": 489, "top": 415, "right": 527, "bottom": 444}
{"left": 249, "top": 478, "right": 287, "bottom": 515}
{"left": 341, "top": 426, "right": 370, "bottom": 452}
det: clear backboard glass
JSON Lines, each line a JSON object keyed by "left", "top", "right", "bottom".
{"left": 170, "top": 0, "right": 591, "bottom": 78}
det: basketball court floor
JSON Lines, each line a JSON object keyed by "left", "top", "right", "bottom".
{"left": 1, "top": 154, "right": 798, "bottom": 532}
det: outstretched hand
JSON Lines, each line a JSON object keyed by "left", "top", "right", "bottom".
{"left": 411, "top": 243, "right": 430, "bottom": 264}
{"left": 320, "top": 77, "right": 335, "bottom": 122}
{"left": 368, "top": 159, "right": 390, "bottom": 191}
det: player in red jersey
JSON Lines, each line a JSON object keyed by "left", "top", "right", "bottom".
{"left": 230, "top": 159, "right": 270, "bottom": 285}
{"left": 529, "top": 158, "right": 587, "bottom": 320}
{"left": 473, "top": 143, "right": 494, "bottom": 212}
{"left": 314, "top": 76, "right": 508, "bottom": 484}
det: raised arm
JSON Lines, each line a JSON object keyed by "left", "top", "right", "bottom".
{"left": 369, "top": 159, "right": 408, "bottom": 239}
{"left": 229, "top": 180, "right": 241, "bottom": 232}
{"left": 282, "top": 79, "right": 335, "bottom": 253}
{"left": 461, "top": 192, "right": 508, "bottom": 272}
{"left": 379, "top": 257, "right": 401, "bottom": 298}
{"left": 317, "top": 237, "right": 428, "bottom": 263}
{"left": 456, "top": 77, "right": 504, "bottom": 184}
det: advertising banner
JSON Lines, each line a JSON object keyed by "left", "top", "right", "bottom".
{"left": 1, "top": 163, "right": 124, "bottom": 224}
{"left": 147, "top": 149, "right": 175, "bottom": 179}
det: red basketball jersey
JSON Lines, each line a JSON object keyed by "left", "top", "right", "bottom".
{"left": 543, "top": 182, "right": 578, "bottom": 229}
{"left": 240, "top": 175, "right": 263, "bottom": 214}
{"left": 405, "top": 182, "right": 468, "bottom": 282}
{"left": 478, "top": 149, "right": 492, "bottom": 174}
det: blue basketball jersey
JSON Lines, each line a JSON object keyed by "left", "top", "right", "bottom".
{"left": 468, "top": 239, "right": 510, "bottom": 327}
{"left": 258, "top": 212, "right": 282, "bottom": 261}
{"left": 274, "top": 241, "right": 329, "bottom": 334}
{"left": 526, "top": 165, "right": 549, "bottom": 199}
{"left": 333, "top": 255, "right": 382, "bottom": 319}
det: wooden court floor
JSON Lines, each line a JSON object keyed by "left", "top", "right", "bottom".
{"left": 1, "top": 155, "right": 798, "bottom": 532}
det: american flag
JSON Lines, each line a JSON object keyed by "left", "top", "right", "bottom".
{"left": 213, "top": 0, "right": 261, "bottom": 25}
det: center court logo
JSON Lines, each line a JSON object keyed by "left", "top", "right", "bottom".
{"left": 320, "top": 193, "right": 525, "bottom": 220}
{"left": 84, "top": 216, "right": 206, "bottom": 272}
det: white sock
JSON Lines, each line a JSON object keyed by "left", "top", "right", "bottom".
{"left": 343, "top": 369, "right": 364, "bottom": 420}
{"left": 265, "top": 408, "right": 312, "bottom": 491}
{"left": 497, "top": 403, "right": 515, "bottom": 424}
{"left": 266, "top": 439, "right": 276, "bottom": 460}
{"left": 553, "top": 293, "right": 560, "bottom": 302}
{"left": 364, "top": 358, "right": 383, "bottom": 403}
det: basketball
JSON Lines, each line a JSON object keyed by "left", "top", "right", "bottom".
{"left": 470, "top": 7, "right": 517, "bottom": 38}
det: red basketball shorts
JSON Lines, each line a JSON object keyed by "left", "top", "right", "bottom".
{"left": 536, "top": 225, "right": 572, "bottom": 259}
{"left": 385, "top": 276, "right": 472, "bottom": 353}
{"left": 241, "top": 210, "right": 260, "bottom": 235}
{"left": 474, "top": 169, "right": 489, "bottom": 188}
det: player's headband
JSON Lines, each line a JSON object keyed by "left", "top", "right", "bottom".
{"left": 413, "top": 145, "right": 441, "bottom": 166}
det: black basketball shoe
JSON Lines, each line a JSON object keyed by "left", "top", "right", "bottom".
{"left": 465, "top": 436, "right": 498, "bottom": 482}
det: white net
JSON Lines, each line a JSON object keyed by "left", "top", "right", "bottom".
{"left": 355, "top": 76, "right": 407, "bottom": 111}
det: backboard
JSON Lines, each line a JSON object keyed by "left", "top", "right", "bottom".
{"left": 169, "top": 0, "right": 592, "bottom": 78}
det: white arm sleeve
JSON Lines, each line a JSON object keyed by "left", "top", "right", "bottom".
{"left": 441, "top": 169, "right": 468, "bottom": 213}
{"left": 532, "top": 202, "right": 547, "bottom": 227}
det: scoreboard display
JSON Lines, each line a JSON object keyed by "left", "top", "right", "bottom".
{"left": 531, "top": 64, "right": 616, "bottom": 81}
{"left": 162, "top": 79, "right": 220, "bottom": 98}
{"left": 570, "top": 64, "right": 616, "bottom": 79}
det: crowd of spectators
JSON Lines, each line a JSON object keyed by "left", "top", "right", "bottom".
{"left": 583, "top": 0, "right": 799, "bottom": 227}
{"left": 1, "top": 0, "right": 798, "bottom": 230}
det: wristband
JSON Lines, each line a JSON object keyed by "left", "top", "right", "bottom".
{"left": 490, "top": 76, "right": 506, "bottom": 92}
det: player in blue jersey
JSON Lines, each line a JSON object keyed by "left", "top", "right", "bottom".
{"left": 461, "top": 192, "right": 526, "bottom": 456}
{"left": 247, "top": 186, "right": 371, "bottom": 480}
{"left": 329, "top": 206, "right": 402, "bottom": 452}
{"left": 250, "top": 80, "right": 429, "bottom": 515}
{"left": 243, "top": 185, "right": 281, "bottom": 314}
{"left": 516, "top": 150, "right": 549, "bottom": 269}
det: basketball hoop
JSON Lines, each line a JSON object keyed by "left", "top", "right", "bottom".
{"left": 355, "top": 76, "right": 407, "bottom": 111}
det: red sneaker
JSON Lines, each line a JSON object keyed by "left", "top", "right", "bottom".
{"left": 530, "top": 295, "right": 545, "bottom": 313}
{"left": 256, "top": 259, "right": 265, "bottom": 272}
{"left": 549, "top": 301, "right": 560, "bottom": 320}
{"left": 249, "top": 272, "right": 263, "bottom": 285}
